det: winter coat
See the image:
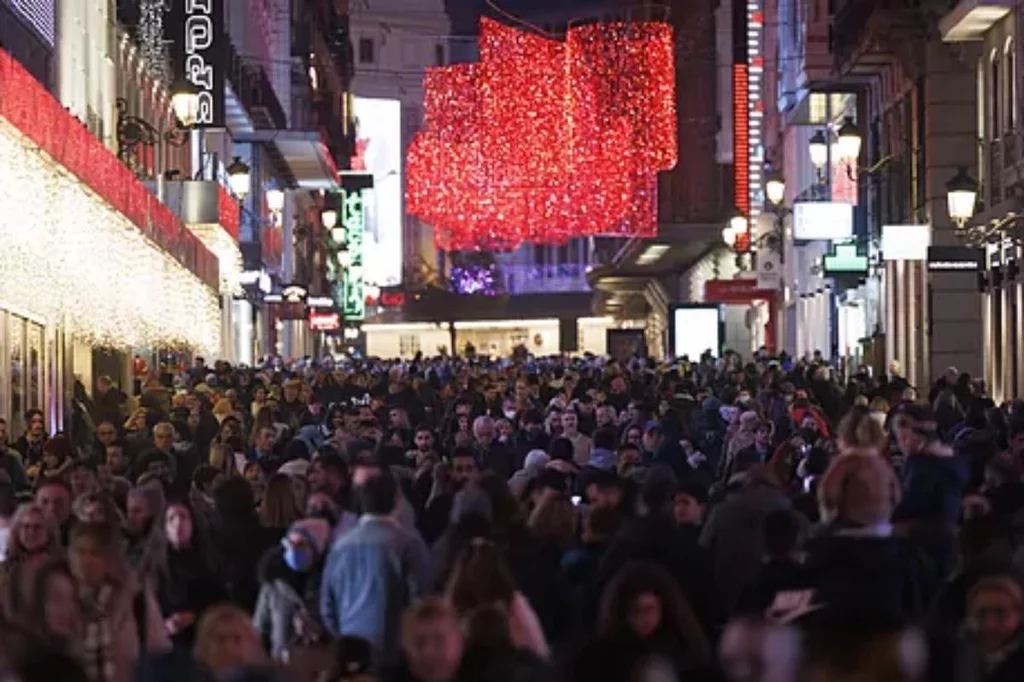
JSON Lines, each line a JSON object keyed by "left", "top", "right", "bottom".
{"left": 799, "top": 530, "right": 940, "bottom": 624}
{"left": 320, "top": 515, "right": 432, "bottom": 668}
{"left": 210, "top": 518, "right": 282, "bottom": 611}
{"left": 155, "top": 547, "right": 225, "bottom": 649}
{"left": 83, "top": 576, "right": 171, "bottom": 682}
{"left": 253, "top": 546, "right": 324, "bottom": 660}
{"left": 700, "top": 481, "right": 791, "bottom": 613}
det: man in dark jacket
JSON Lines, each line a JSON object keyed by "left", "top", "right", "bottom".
{"left": 513, "top": 409, "right": 549, "bottom": 461}
{"left": 599, "top": 465, "right": 721, "bottom": 636}
{"left": 472, "top": 416, "right": 517, "bottom": 479}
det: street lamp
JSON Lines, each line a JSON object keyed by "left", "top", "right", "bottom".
{"left": 808, "top": 129, "right": 828, "bottom": 169}
{"left": 836, "top": 116, "right": 862, "bottom": 162}
{"left": 946, "top": 166, "right": 979, "bottom": 228}
{"left": 227, "top": 156, "right": 251, "bottom": 199}
{"left": 722, "top": 223, "right": 738, "bottom": 247}
{"left": 170, "top": 77, "right": 200, "bottom": 128}
{"left": 266, "top": 188, "right": 285, "bottom": 214}
{"left": 765, "top": 169, "right": 786, "bottom": 206}
{"left": 337, "top": 249, "right": 353, "bottom": 268}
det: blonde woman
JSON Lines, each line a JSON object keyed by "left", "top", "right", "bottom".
{"left": 194, "top": 603, "right": 270, "bottom": 680}
{"left": 0, "top": 502, "right": 62, "bottom": 622}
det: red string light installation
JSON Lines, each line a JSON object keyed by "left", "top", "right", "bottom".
{"left": 406, "top": 18, "right": 677, "bottom": 252}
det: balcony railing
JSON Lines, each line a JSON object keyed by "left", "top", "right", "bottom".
{"left": 503, "top": 264, "right": 591, "bottom": 295}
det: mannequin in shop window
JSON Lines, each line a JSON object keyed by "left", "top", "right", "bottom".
{"left": 13, "top": 409, "right": 47, "bottom": 470}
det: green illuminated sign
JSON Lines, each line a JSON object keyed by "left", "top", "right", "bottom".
{"left": 341, "top": 187, "right": 365, "bottom": 320}
{"left": 822, "top": 243, "right": 868, "bottom": 275}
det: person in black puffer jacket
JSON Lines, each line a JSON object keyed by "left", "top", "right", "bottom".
{"left": 791, "top": 454, "right": 940, "bottom": 627}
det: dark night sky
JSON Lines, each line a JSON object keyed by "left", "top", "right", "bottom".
{"left": 444, "top": 0, "right": 607, "bottom": 34}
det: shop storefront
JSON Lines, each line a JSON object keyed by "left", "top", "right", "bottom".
{"left": 362, "top": 317, "right": 631, "bottom": 359}
{"left": 0, "top": 49, "right": 220, "bottom": 435}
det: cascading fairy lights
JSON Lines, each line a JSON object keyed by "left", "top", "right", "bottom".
{"left": 0, "top": 126, "right": 221, "bottom": 353}
{"left": 406, "top": 18, "right": 677, "bottom": 252}
{"left": 0, "top": 47, "right": 220, "bottom": 354}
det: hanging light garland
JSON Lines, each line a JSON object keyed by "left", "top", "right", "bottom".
{"left": 0, "top": 125, "right": 221, "bottom": 353}
{"left": 406, "top": 18, "right": 677, "bottom": 252}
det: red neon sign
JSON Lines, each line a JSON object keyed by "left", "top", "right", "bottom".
{"left": 309, "top": 312, "right": 340, "bottom": 331}
{"left": 732, "top": 64, "right": 750, "bottom": 228}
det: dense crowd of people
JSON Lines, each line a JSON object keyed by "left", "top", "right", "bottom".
{"left": 0, "top": 349, "right": 1022, "bottom": 682}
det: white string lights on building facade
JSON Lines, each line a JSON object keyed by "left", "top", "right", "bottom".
{"left": 0, "top": 121, "right": 220, "bottom": 354}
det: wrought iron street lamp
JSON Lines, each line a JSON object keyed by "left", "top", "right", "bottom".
{"left": 227, "top": 156, "right": 251, "bottom": 200}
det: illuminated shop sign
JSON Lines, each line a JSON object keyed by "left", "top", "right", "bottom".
{"left": 927, "top": 246, "right": 983, "bottom": 272}
{"left": 309, "top": 312, "right": 341, "bottom": 331}
{"left": 167, "top": 0, "right": 226, "bottom": 127}
{"left": 338, "top": 175, "right": 372, "bottom": 320}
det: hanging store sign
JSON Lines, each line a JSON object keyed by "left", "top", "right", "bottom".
{"left": 309, "top": 312, "right": 341, "bottom": 331}
{"left": 338, "top": 175, "right": 371, "bottom": 320}
{"left": 822, "top": 243, "right": 869, "bottom": 275}
{"left": 306, "top": 295, "right": 334, "bottom": 309}
{"left": 167, "top": 0, "right": 226, "bottom": 128}
{"left": 282, "top": 285, "right": 307, "bottom": 303}
{"left": 756, "top": 251, "right": 782, "bottom": 290}
{"left": 792, "top": 202, "right": 853, "bottom": 241}
{"left": 927, "top": 246, "right": 984, "bottom": 272}
{"left": 882, "top": 224, "right": 931, "bottom": 261}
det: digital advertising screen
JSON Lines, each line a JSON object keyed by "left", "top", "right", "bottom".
{"left": 352, "top": 97, "right": 403, "bottom": 286}
{"left": 671, "top": 304, "right": 723, "bottom": 360}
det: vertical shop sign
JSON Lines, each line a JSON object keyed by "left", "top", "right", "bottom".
{"left": 166, "top": 0, "right": 226, "bottom": 127}
{"left": 341, "top": 179, "right": 367, "bottom": 320}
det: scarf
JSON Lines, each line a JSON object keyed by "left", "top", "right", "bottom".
{"left": 80, "top": 583, "right": 115, "bottom": 682}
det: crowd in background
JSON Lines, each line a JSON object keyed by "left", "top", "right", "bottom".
{"left": 0, "top": 348, "right": 1022, "bottom": 682}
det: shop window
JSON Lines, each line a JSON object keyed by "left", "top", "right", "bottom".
{"left": 8, "top": 317, "right": 24, "bottom": 437}
{"left": 399, "top": 334, "right": 420, "bottom": 356}
{"left": 359, "top": 37, "right": 375, "bottom": 64}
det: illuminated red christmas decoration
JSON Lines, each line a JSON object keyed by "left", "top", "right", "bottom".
{"left": 406, "top": 18, "right": 677, "bottom": 251}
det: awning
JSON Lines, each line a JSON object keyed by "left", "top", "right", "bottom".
{"left": 235, "top": 129, "right": 339, "bottom": 190}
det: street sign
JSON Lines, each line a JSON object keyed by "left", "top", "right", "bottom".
{"left": 822, "top": 243, "right": 868, "bottom": 275}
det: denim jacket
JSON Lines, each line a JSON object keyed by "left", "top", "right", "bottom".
{"left": 319, "top": 515, "right": 432, "bottom": 668}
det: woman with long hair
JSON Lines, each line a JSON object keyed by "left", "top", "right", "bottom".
{"left": 0, "top": 502, "right": 62, "bottom": 622}
{"left": 194, "top": 603, "right": 270, "bottom": 680}
{"left": 148, "top": 500, "right": 225, "bottom": 649}
{"left": 68, "top": 521, "right": 170, "bottom": 682}
{"left": 259, "top": 472, "right": 302, "bottom": 534}
{"left": 445, "top": 539, "right": 550, "bottom": 660}
{"left": 569, "top": 561, "right": 710, "bottom": 682}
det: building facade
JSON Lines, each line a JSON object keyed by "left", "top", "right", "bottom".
{"left": 941, "top": 0, "right": 1024, "bottom": 401}
{"left": 756, "top": 0, "right": 982, "bottom": 387}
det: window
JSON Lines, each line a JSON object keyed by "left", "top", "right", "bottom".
{"left": 399, "top": 334, "right": 421, "bottom": 356}
{"left": 1006, "top": 41, "right": 1016, "bottom": 131}
{"left": 991, "top": 51, "right": 1001, "bottom": 140}
{"left": 435, "top": 43, "right": 445, "bottom": 66}
{"left": 358, "top": 37, "right": 375, "bottom": 64}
